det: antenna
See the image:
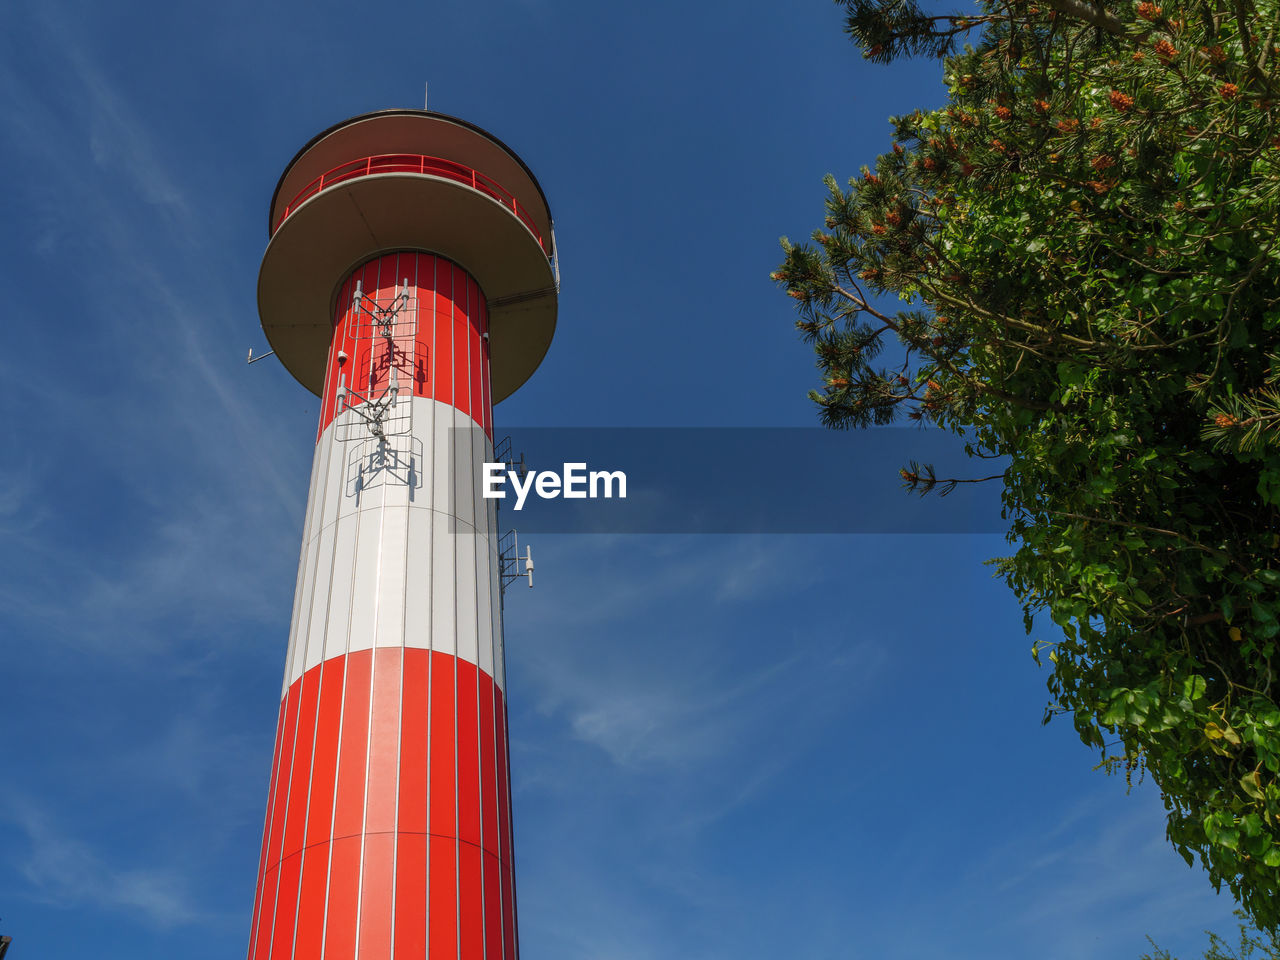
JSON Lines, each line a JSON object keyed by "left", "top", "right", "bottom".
{"left": 334, "top": 279, "right": 418, "bottom": 446}
{"left": 247, "top": 347, "right": 276, "bottom": 364}
{"left": 499, "top": 530, "right": 536, "bottom": 594}
{"left": 424, "top": 81, "right": 429, "bottom": 110}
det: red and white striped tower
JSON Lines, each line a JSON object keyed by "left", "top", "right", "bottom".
{"left": 249, "top": 109, "right": 557, "bottom": 960}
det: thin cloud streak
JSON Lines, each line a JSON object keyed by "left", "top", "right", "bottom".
{"left": 1, "top": 798, "right": 207, "bottom": 929}
{"left": 0, "top": 0, "right": 312, "bottom": 658}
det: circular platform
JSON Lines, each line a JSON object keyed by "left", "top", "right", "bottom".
{"left": 258, "top": 112, "right": 557, "bottom": 404}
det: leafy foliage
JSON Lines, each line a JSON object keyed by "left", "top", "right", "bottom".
{"left": 778, "top": 0, "right": 1280, "bottom": 928}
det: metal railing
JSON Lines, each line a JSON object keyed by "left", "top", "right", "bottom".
{"left": 274, "top": 154, "right": 548, "bottom": 255}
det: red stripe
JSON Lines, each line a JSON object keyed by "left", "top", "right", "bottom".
{"left": 484, "top": 850, "right": 502, "bottom": 960}
{"left": 393, "top": 833, "right": 428, "bottom": 958}
{"left": 325, "top": 835, "right": 362, "bottom": 960}
{"left": 270, "top": 852, "right": 302, "bottom": 960}
{"left": 433, "top": 258, "right": 454, "bottom": 413}
{"left": 429, "top": 652, "right": 456, "bottom": 840}
{"left": 312, "top": 250, "right": 497, "bottom": 436}
{"left": 457, "top": 658, "right": 481, "bottom": 847}
{"left": 365, "top": 648, "right": 401, "bottom": 834}
{"left": 356, "top": 647, "right": 401, "bottom": 960}
{"left": 469, "top": 272, "right": 483, "bottom": 426}
{"left": 268, "top": 685, "right": 302, "bottom": 864}
{"left": 453, "top": 262, "right": 471, "bottom": 419}
{"left": 480, "top": 306, "right": 492, "bottom": 436}
{"left": 306, "top": 659, "right": 345, "bottom": 849}
{"left": 479, "top": 669, "right": 498, "bottom": 857}
{"left": 459, "top": 841, "right": 484, "bottom": 959}
{"left": 254, "top": 863, "right": 281, "bottom": 960}
{"left": 398, "top": 648, "right": 429, "bottom": 834}
{"left": 428, "top": 835, "right": 458, "bottom": 960}
{"left": 358, "top": 832, "right": 394, "bottom": 959}
{"left": 495, "top": 686, "right": 516, "bottom": 960}
{"left": 256, "top": 684, "right": 301, "bottom": 959}
{"left": 333, "top": 650, "right": 372, "bottom": 840}
{"left": 293, "top": 843, "right": 329, "bottom": 959}
{"left": 501, "top": 859, "right": 516, "bottom": 960}
{"left": 250, "top": 650, "right": 513, "bottom": 959}
{"left": 282, "top": 669, "right": 319, "bottom": 859}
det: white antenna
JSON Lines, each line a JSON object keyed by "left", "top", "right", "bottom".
{"left": 498, "top": 530, "right": 537, "bottom": 595}
{"left": 424, "top": 82, "right": 429, "bottom": 110}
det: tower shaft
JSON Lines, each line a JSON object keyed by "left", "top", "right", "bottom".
{"left": 248, "top": 252, "right": 515, "bottom": 960}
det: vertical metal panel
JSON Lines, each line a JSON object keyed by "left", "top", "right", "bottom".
{"left": 332, "top": 649, "right": 372, "bottom": 841}
{"left": 479, "top": 670, "right": 498, "bottom": 859}
{"left": 458, "top": 841, "right": 484, "bottom": 960}
{"left": 433, "top": 257, "right": 454, "bottom": 415}
{"left": 393, "top": 832, "right": 428, "bottom": 958}
{"left": 299, "top": 527, "right": 335, "bottom": 686}
{"left": 490, "top": 543, "right": 505, "bottom": 694}
{"left": 469, "top": 273, "right": 484, "bottom": 435}
{"left": 348, "top": 507, "right": 383, "bottom": 654}
{"left": 455, "top": 533, "right": 479, "bottom": 668}
{"left": 427, "top": 835, "right": 457, "bottom": 960}
{"left": 324, "top": 835, "right": 362, "bottom": 960}
{"left": 452, "top": 407, "right": 477, "bottom": 532}
{"left": 404, "top": 502, "right": 433, "bottom": 651}
{"left": 283, "top": 669, "right": 321, "bottom": 860}
{"left": 431, "top": 515, "right": 458, "bottom": 659}
{"left": 495, "top": 687, "right": 515, "bottom": 960}
{"left": 358, "top": 836, "right": 395, "bottom": 959}
{"left": 428, "top": 651, "right": 457, "bottom": 840}
{"left": 271, "top": 852, "right": 303, "bottom": 960}
{"left": 302, "top": 521, "right": 335, "bottom": 679}
{"left": 483, "top": 849, "right": 502, "bottom": 960}
{"left": 375, "top": 507, "right": 408, "bottom": 649}
{"left": 475, "top": 535, "right": 495, "bottom": 679}
{"left": 451, "top": 261, "right": 470, "bottom": 420}
{"left": 293, "top": 841, "right": 330, "bottom": 958}
{"left": 363, "top": 649, "right": 402, "bottom": 833}
{"left": 317, "top": 419, "right": 349, "bottom": 535}
{"left": 325, "top": 515, "right": 357, "bottom": 663}
{"left": 253, "top": 862, "right": 281, "bottom": 960}
{"left": 456, "top": 658, "right": 481, "bottom": 849}
{"left": 397, "top": 648, "right": 430, "bottom": 836}
{"left": 306, "top": 657, "right": 345, "bottom": 849}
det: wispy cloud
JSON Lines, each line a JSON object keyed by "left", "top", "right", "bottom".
{"left": 1, "top": 798, "right": 207, "bottom": 929}
{"left": 0, "top": 0, "right": 312, "bottom": 658}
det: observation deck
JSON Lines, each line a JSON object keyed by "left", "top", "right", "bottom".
{"left": 258, "top": 110, "right": 558, "bottom": 404}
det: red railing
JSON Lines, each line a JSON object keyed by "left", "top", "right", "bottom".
{"left": 274, "top": 154, "right": 548, "bottom": 255}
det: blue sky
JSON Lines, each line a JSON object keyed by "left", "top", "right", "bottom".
{"left": 0, "top": 0, "right": 1248, "bottom": 957}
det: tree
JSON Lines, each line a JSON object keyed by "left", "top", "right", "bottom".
{"left": 1143, "top": 911, "right": 1280, "bottom": 958}
{"left": 776, "top": 0, "right": 1280, "bottom": 928}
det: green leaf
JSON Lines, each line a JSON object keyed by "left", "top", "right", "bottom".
{"left": 1240, "top": 771, "right": 1265, "bottom": 801}
{"left": 1184, "top": 676, "right": 1207, "bottom": 701}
